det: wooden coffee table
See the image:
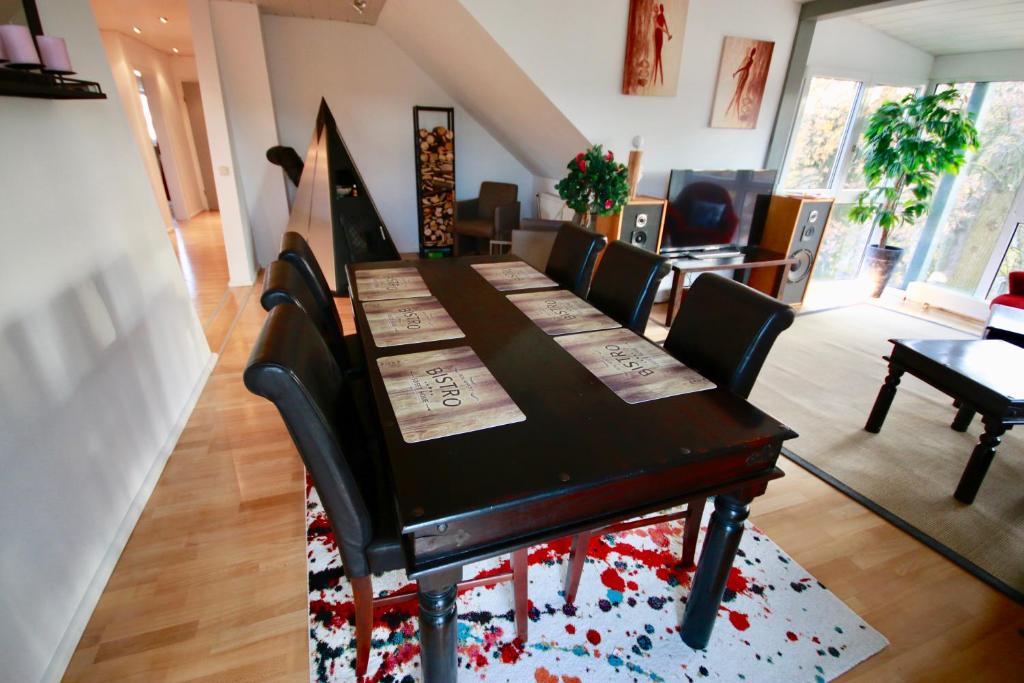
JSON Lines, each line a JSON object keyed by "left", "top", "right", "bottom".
{"left": 865, "top": 339, "right": 1024, "bottom": 504}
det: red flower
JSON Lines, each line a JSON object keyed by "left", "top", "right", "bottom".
{"left": 575, "top": 152, "right": 584, "bottom": 162}
{"left": 578, "top": 159, "right": 587, "bottom": 172}
{"left": 604, "top": 199, "right": 613, "bottom": 209}
{"left": 605, "top": 150, "right": 614, "bottom": 162}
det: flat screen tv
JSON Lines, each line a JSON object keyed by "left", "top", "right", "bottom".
{"left": 661, "top": 169, "right": 777, "bottom": 254}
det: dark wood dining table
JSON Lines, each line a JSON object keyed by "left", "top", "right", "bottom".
{"left": 349, "top": 255, "right": 797, "bottom": 682}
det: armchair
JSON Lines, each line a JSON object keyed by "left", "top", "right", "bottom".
{"left": 454, "top": 181, "right": 520, "bottom": 255}
{"left": 991, "top": 271, "right": 1024, "bottom": 310}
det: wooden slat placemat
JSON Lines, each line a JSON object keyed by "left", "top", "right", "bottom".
{"left": 470, "top": 261, "right": 558, "bottom": 292}
{"left": 377, "top": 346, "right": 526, "bottom": 443}
{"left": 555, "top": 328, "right": 714, "bottom": 404}
{"left": 507, "top": 289, "right": 621, "bottom": 336}
{"left": 354, "top": 267, "right": 431, "bottom": 301}
{"left": 362, "top": 297, "right": 465, "bottom": 348}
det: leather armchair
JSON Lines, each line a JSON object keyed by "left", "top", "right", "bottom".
{"left": 454, "top": 181, "right": 520, "bottom": 254}
{"left": 991, "top": 271, "right": 1024, "bottom": 310}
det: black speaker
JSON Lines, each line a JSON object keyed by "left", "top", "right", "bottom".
{"left": 622, "top": 201, "right": 664, "bottom": 253}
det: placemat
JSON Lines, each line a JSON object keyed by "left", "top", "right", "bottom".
{"left": 507, "top": 289, "right": 621, "bottom": 336}
{"left": 376, "top": 346, "right": 526, "bottom": 443}
{"left": 471, "top": 261, "right": 558, "bottom": 292}
{"left": 362, "top": 297, "right": 464, "bottom": 348}
{"left": 354, "top": 267, "right": 431, "bottom": 301}
{"left": 555, "top": 328, "right": 714, "bottom": 404}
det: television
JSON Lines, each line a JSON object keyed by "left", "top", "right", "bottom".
{"left": 661, "top": 169, "right": 777, "bottom": 255}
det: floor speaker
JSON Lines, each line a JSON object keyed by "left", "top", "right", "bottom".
{"left": 594, "top": 196, "right": 667, "bottom": 254}
{"left": 747, "top": 195, "right": 833, "bottom": 306}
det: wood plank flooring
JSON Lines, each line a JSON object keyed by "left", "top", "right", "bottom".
{"left": 63, "top": 252, "right": 1024, "bottom": 680}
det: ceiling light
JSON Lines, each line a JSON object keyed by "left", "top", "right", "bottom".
{"left": 133, "top": 69, "right": 142, "bottom": 77}
{"left": 132, "top": 25, "right": 141, "bottom": 34}
{"left": 159, "top": 16, "right": 168, "bottom": 24}
{"left": 172, "top": 47, "right": 179, "bottom": 54}
{"left": 352, "top": 0, "right": 367, "bottom": 14}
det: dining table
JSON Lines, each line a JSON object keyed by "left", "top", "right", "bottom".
{"left": 348, "top": 254, "right": 797, "bottom": 682}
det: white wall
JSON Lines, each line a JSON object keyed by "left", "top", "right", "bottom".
{"left": 0, "top": 1, "right": 213, "bottom": 681}
{"left": 931, "top": 49, "right": 1024, "bottom": 84}
{"left": 461, "top": 0, "right": 800, "bottom": 197}
{"left": 807, "top": 17, "right": 935, "bottom": 85}
{"left": 209, "top": 1, "right": 290, "bottom": 266}
{"left": 101, "top": 31, "right": 207, "bottom": 221}
{"left": 261, "top": 14, "right": 536, "bottom": 253}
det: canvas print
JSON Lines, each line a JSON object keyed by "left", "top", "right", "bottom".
{"left": 621, "top": 0, "right": 689, "bottom": 97}
{"left": 710, "top": 36, "right": 775, "bottom": 129}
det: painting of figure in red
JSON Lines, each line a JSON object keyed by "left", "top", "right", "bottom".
{"left": 710, "top": 36, "right": 775, "bottom": 128}
{"left": 622, "top": 0, "right": 689, "bottom": 97}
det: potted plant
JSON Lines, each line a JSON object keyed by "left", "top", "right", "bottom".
{"left": 849, "top": 88, "right": 979, "bottom": 297}
{"left": 555, "top": 144, "right": 630, "bottom": 229}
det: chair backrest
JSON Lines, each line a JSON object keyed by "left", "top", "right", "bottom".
{"left": 266, "top": 145, "right": 304, "bottom": 187}
{"left": 478, "top": 181, "right": 518, "bottom": 219}
{"left": 243, "top": 303, "right": 375, "bottom": 576}
{"left": 545, "top": 224, "right": 608, "bottom": 297}
{"left": 664, "top": 272, "right": 794, "bottom": 398}
{"left": 588, "top": 241, "right": 671, "bottom": 334}
{"left": 261, "top": 259, "right": 351, "bottom": 371}
{"left": 279, "top": 231, "right": 342, "bottom": 332}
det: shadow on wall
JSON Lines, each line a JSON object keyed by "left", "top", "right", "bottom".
{"left": 0, "top": 250, "right": 208, "bottom": 681}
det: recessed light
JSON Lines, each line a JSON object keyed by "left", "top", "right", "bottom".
{"left": 132, "top": 26, "right": 142, "bottom": 34}
{"left": 133, "top": 69, "right": 142, "bottom": 77}
{"left": 172, "top": 47, "right": 179, "bottom": 54}
{"left": 159, "top": 16, "right": 168, "bottom": 24}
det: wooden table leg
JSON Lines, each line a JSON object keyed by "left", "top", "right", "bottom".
{"left": 417, "top": 566, "right": 462, "bottom": 682}
{"left": 954, "top": 416, "right": 1007, "bottom": 504}
{"left": 951, "top": 404, "right": 975, "bottom": 432}
{"left": 665, "top": 269, "right": 683, "bottom": 327}
{"left": 865, "top": 364, "right": 904, "bottom": 433}
{"left": 680, "top": 492, "right": 751, "bottom": 649}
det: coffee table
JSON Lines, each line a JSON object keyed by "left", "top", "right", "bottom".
{"left": 985, "top": 303, "right": 1024, "bottom": 348}
{"left": 865, "top": 339, "right": 1024, "bottom": 504}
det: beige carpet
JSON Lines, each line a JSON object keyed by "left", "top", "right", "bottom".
{"left": 750, "top": 304, "right": 1024, "bottom": 596}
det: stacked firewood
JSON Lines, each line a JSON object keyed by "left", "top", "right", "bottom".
{"left": 418, "top": 126, "right": 454, "bottom": 247}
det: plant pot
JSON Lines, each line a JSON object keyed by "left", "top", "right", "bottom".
{"left": 863, "top": 245, "right": 904, "bottom": 298}
{"left": 572, "top": 211, "right": 595, "bottom": 230}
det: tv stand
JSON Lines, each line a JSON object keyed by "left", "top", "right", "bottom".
{"left": 663, "top": 246, "right": 796, "bottom": 326}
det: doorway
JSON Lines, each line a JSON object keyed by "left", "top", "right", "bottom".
{"left": 182, "top": 81, "right": 218, "bottom": 212}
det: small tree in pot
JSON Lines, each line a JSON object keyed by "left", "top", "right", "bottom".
{"left": 849, "top": 88, "right": 979, "bottom": 297}
{"left": 556, "top": 144, "right": 630, "bottom": 229}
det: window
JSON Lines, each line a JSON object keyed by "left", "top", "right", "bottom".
{"left": 781, "top": 78, "right": 860, "bottom": 192}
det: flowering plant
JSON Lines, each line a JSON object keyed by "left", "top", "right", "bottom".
{"left": 555, "top": 145, "right": 629, "bottom": 223}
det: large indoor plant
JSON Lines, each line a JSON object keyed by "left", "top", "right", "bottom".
{"left": 849, "top": 88, "right": 979, "bottom": 297}
{"left": 555, "top": 144, "right": 630, "bottom": 229}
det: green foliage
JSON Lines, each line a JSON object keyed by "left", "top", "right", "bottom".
{"left": 849, "top": 88, "right": 980, "bottom": 248}
{"left": 555, "top": 145, "right": 630, "bottom": 218}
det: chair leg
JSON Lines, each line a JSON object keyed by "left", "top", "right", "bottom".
{"left": 563, "top": 531, "right": 592, "bottom": 605}
{"left": 681, "top": 498, "right": 706, "bottom": 568}
{"left": 511, "top": 548, "right": 529, "bottom": 642}
{"left": 351, "top": 574, "right": 373, "bottom": 679}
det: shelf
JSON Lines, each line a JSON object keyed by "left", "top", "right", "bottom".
{"left": 0, "top": 68, "right": 106, "bottom": 100}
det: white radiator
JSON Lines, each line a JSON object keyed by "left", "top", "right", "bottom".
{"left": 904, "top": 281, "right": 990, "bottom": 322}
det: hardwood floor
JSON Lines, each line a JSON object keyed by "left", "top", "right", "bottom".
{"left": 63, "top": 279, "right": 1023, "bottom": 681}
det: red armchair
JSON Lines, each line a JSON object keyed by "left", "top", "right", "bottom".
{"left": 991, "top": 271, "right": 1024, "bottom": 310}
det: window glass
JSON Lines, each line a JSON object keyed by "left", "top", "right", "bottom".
{"left": 842, "top": 84, "right": 920, "bottom": 190}
{"left": 782, "top": 78, "right": 860, "bottom": 191}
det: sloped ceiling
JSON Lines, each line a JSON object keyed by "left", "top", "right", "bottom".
{"left": 378, "top": 0, "right": 589, "bottom": 179}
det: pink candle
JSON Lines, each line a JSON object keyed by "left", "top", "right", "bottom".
{"left": 37, "top": 35, "right": 73, "bottom": 73}
{"left": 0, "top": 31, "right": 8, "bottom": 62}
{"left": 0, "top": 24, "right": 40, "bottom": 66}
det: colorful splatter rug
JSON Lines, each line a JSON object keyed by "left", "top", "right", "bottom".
{"left": 307, "top": 488, "right": 887, "bottom": 682}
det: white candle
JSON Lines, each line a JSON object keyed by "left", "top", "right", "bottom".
{"left": 37, "top": 35, "right": 72, "bottom": 73}
{"left": 0, "top": 24, "right": 40, "bottom": 66}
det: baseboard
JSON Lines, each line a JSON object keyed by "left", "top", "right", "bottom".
{"left": 41, "top": 351, "right": 219, "bottom": 682}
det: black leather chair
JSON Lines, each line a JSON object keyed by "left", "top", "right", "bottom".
{"left": 664, "top": 272, "right": 795, "bottom": 399}
{"left": 588, "top": 241, "right": 671, "bottom": 334}
{"left": 266, "top": 145, "right": 304, "bottom": 187}
{"left": 562, "top": 273, "right": 794, "bottom": 606}
{"left": 244, "top": 304, "right": 528, "bottom": 678}
{"left": 545, "top": 224, "right": 607, "bottom": 297}
{"left": 261, "top": 258, "right": 361, "bottom": 375}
